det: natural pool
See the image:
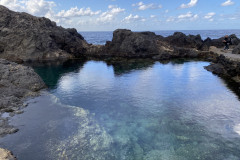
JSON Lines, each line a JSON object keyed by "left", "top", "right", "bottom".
{"left": 1, "top": 59, "right": 240, "bottom": 160}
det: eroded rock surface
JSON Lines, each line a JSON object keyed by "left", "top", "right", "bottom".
{"left": 0, "top": 5, "right": 88, "bottom": 62}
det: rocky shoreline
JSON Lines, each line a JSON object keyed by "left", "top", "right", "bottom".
{"left": 1, "top": 4, "right": 240, "bottom": 159}
{"left": 0, "top": 59, "right": 45, "bottom": 136}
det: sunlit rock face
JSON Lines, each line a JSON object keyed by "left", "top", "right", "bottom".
{"left": 0, "top": 148, "right": 16, "bottom": 160}
{"left": 0, "top": 5, "right": 88, "bottom": 62}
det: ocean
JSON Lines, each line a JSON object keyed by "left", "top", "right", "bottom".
{"left": 80, "top": 29, "right": 240, "bottom": 45}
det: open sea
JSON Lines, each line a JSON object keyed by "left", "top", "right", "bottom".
{"left": 80, "top": 30, "right": 240, "bottom": 45}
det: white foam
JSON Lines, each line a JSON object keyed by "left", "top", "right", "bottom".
{"left": 234, "top": 124, "right": 240, "bottom": 135}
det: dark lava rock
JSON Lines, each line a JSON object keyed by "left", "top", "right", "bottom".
{"left": 199, "top": 37, "right": 212, "bottom": 51}
{"left": 233, "top": 44, "right": 240, "bottom": 54}
{"left": 205, "top": 63, "right": 226, "bottom": 75}
{"left": 0, "top": 58, "right": 45, "bottom": 136}
{"left": 0, "top": 5, "right": 88, "bottom": 62}
{"left": 101, "top": 29, "right": 171, "bottom": 58}
{"left": 164, "top": 32, "right": 203, "bottom": 50}
{"left": 205, "top": 55, "right": 240, "bottom": 82}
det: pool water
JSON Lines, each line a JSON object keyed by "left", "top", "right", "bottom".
{"left": 1, "top": 59, "right": 240, "bottom": 160}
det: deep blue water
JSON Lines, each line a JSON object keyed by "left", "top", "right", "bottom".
{"left": 80, "top": 30, "right": 240, "bottom": 45}
{"left": 1, "top": 59, "right": 240, "bottom": 160}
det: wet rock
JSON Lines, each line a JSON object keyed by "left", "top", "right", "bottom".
{"left": 0, "top": 5, "right": 88, "bottom": 62}
{"left": 205, "top": 55, "right": 240, "bottom": 83}
{"left": 205, "top": 63, "right": 226, "bottom": 75}
{"left": 0, "top": 148, "right": 17, "bottom": 160}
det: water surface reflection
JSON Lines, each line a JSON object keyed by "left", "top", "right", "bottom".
{"left": 1, "top": 59, "right": 240, "bottom": 160}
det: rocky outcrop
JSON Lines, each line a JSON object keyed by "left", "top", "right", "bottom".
{"left": 205, "top": 55, "right": 240, "bottom": 83}
{"left": 0, "top": 148, "right": 16, "bottom": 160}
{"left": 164, "top": 32, "right": 204, "bottom": 50}
{"left": 0, "top": 59, "right": 45, "bottom": 136}
{"left": 0, "top": 5, "right": 88, "bottom": 62}
{"left": 85, "top": 29, "right": 172, "bottom": 58}
{"left": 86, "top": 29, "right": 225, "bottom": 61}
{"left": 233, "top": 44, "right": 240, "bottom": 54}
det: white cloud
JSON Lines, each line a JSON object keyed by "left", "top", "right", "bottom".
{"left": 204, "top": 12, "right": 216, "bottom": 19}
{"left": 108, "top": 5, "right": 117, "bottom": 9}
{"left": 221, "top": 0, "right": 234, "bottom": 6}
{"left": 180, "top": 0, "right": 198, "bottom": 9}
{"left": 122, "top": 14, "right": 146, "bottom": 23}
{"left": 24, "top": 0, "right": 55, "bottom": 16}
{"left": 132, "top": 1, "right": 162, "bottom": 11}
{"left": 174, "top": 12, "right": 199, "bottom": 22}
{"left": 178, "top": 12, "right": 198, "bottom": 21}
{"left": 97, "top": 7, "right": 125, "bottom": 23}
{"left": 178, "top": 12, "right": 193, "bottom": 19}
{"left": 166, "top": 17, "right": 175, "bottom": 22}
{"left": 0, "top": 0, "right": 25, "bottom": 11}
{"left": 0, "top": 0, "right": 56, "bottom": 16}
{"left": 150, "top": 15, "right": 156, "bottom": 18}
{"left": 56, "top": 7, "right": 101, "bottom": 18}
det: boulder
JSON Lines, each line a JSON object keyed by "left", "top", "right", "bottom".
{"left": 0, "top": 5, "right": 88, "bottom": 62}
{"left": 233, "top": 44, "right": 240, "bottom": 54}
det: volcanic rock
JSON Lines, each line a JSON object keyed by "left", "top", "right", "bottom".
{"left": 0, "top": 5, "right": 88, "bottom": 62}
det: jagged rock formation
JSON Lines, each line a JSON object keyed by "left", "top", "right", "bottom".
{"left": 86, "top": 29, "right": 172, "bottom": 58}
{"left": 164, "top": 32, "right": 204, "bottom": 50}
{"left": 0, "top": 148, "right": 16, "bottom": 160}
{"left": 0, "top": 59, "right": 45, "bottom": 136}
{"left": 86, "top": 29, "right": 215, "bottom": 60}
{"left": 0, "top": 5, "right": 88, "bottom": 62}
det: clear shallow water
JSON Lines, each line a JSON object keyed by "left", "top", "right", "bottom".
{"left": 1, "top": 59, "right": 240, "bottom": 160}
{"left": 80, "top": 30, "right": 240, "bottom": 45}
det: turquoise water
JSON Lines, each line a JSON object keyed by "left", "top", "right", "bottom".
{"left": 1, "top": 59, "right": 240, "bottom": 160}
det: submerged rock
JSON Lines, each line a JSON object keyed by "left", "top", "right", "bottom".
{"left": 0, "top": 148, "right": 16, "bottom": 160}
{"left": 0, "top": 5, "right": 88, "bottom": 62}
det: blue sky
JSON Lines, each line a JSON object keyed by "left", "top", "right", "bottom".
{"left": 1, "top": 0, "right": 240, "bottom": 31}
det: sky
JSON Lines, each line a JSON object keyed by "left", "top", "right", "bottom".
{"left": 0, "top": 0, "right": 240, "bottom": 31}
